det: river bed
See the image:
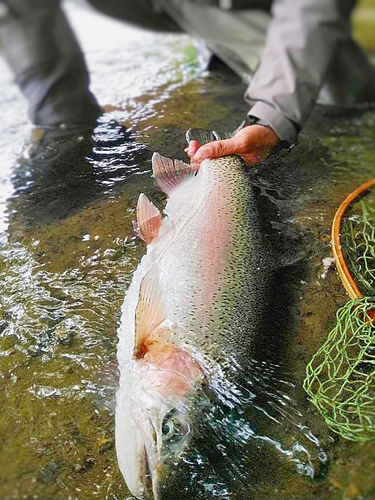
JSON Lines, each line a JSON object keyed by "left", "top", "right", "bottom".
{"left": 0, "top": 1, "right": 375, "bottom": 499}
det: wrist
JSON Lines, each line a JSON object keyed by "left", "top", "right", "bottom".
{"left": 248, "top": 117, "right": 292, "bottom": 152}
{"left": 247, "top": 102, "right": 300, "bottom": 150}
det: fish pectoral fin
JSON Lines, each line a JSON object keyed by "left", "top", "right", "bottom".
{"left": 152, "top": 152, "right": 196, "bottom": 195}
{"left": 136, "top": 193, "right": 162, "bottom": 244}
{"left": 134, "top": 264, "right": 166, "bottom": 358}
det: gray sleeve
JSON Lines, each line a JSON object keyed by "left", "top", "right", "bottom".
{"left": 244, "top": 0, "right": 356, "bottom": 145}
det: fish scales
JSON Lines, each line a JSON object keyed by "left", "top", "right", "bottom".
{"left": 115, "top": 140, "right": 321, "bottom": 500}
{"left": 119, "top": 153, "right": 272, "bottom": 377}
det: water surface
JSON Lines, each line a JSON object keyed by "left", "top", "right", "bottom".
{"left": 0, "top": 2, "right": 375, "bottom": 499}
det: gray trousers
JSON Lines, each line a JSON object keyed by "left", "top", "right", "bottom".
{"left": 0, "top": 0, "right": 373, "bottom": 130}
{"left": 0, "top": 0, "right": 181, "bottom": 127}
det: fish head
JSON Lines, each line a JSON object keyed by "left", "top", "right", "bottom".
{"left": 116, "top": 329, "right": 206, "bottom": 500}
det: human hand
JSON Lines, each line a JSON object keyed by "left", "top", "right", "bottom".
{"left": 185, "top": 125, "right": 280, "bottom": 167}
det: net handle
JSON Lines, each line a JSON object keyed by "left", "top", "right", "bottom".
{"left": 331, "top": 179, "right": 375, "bottom": 299}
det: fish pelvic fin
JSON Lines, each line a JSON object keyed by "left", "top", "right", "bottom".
{"left": 152, "top": 152, "right": 196, "bottom": 195}
{"left": 186, "top": 122, "right": 245, "bottom": 144}
{"left": 134, "top": 264, "right": 166, "bottom": 359}
{"left": 136, "top": 193, "right": 162, "bottom": 244}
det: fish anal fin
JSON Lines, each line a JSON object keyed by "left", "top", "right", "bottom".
{"left": 134, "top": 265, "right": 166, "bottom": 358}
{"left": 136, "top": 193, "right": 162, "bottom": 244}
{"left": 152, "top": 152, "right": 196, "bottom": 195}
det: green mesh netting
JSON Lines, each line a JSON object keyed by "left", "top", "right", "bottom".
{"left": 341, "top": 200, "right": 375, "bottom": 297}
{"left": 303, "top": 297, "right": 375, "bottom": 441}
{"left": 304, "top": 192, "right": 375, "bottom": 441}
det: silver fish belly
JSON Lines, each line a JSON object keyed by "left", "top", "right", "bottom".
{"left": 115, "top": 139, "right": 321, "bottom": 500}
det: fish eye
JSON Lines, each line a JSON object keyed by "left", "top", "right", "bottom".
{"left": 162, "top": 409, "right": 190, "bottom": 444}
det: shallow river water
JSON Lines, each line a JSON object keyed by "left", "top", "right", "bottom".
{"left": 1, "top": 2, "right": 375, "bottom": 500}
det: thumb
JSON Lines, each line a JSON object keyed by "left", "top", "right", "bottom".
{"left": 192, "top": 138, "right": 235, "bottom": 164}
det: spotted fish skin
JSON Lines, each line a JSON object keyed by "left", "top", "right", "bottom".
{"left": 152, "top": 153, "right": 274, "bottom": 366}
{"left": 115, "top": 141, "right": 320, "bottom": 500}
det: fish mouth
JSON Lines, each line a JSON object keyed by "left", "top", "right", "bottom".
{"left": 133, "top": 445, "right": 159, "bottom": 500}
{"left": 116, "top": 419, "right": 160, "bottom": 500}
{"left": 143, "top": 448, "right": 163, "bottom": 500}
{"left": 116, "top": 396, "right": 192, "bottom": 500}
{"left": 131, "top": 446, "right": 155, "bottom": 500}
{"left": 116, "top": 358, "right": 204, "bottom": 499}
{"left": 116, "top": 429, "right": 161, "bottom": 500}
{"left": 136, "top": 433, "right": 163, "bottom": 500}
{"left": 121, "top": 429, "right": 177, "bottom": 500}
{"left": 139, "top": 410, "right": 192, "bottom": 500}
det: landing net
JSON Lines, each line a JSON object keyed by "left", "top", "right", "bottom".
{"left": 303, "top": 180, "right": 375, "bottom": 441}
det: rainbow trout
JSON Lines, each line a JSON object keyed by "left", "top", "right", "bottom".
{"left": 115, "top": 130, "right": 321, "bottom": 500}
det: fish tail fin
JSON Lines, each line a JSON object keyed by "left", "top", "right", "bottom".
{"left": 186, "top": 122, "right": 245, "bottom": 144}
{"left": 185, "top": 128, "right": 216, "bottom": 145}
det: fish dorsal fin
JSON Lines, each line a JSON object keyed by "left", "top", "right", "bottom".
{"left": 136, "top": 193, "right": 162, "bottom": 244}
{"left": 152, "top": 152, "right": 196, "bottom": 195}
{"left": 186, "top": 122, "right": 245, "bottom": 143}
{"left": 134, "top": 265, "right": 166, "bottom": 358}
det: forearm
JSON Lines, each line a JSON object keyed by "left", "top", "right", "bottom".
{"left": 245, "top": 0, "right": 357, "bottom": 145}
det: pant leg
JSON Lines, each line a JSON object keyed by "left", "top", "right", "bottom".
{"left": 87, "top": 0, "right": 181, "bottom": 32}
{"left": 0, "top": 0, "right": 101, "bottom": 127}
{"left": 159, "top": 0, "right": 271, "bottom": 82}
{"left": 318, "top": 38, "right": 375, "bottom": 107}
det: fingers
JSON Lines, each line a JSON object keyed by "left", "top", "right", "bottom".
{"left": 184, "top": 140, "right": 200, "bottom": 158}
{"left": 191, "top": 138, "right": 236, "bottom": 164}
{"left": 184, "top": 125, "right": 280, "bottom": 167}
